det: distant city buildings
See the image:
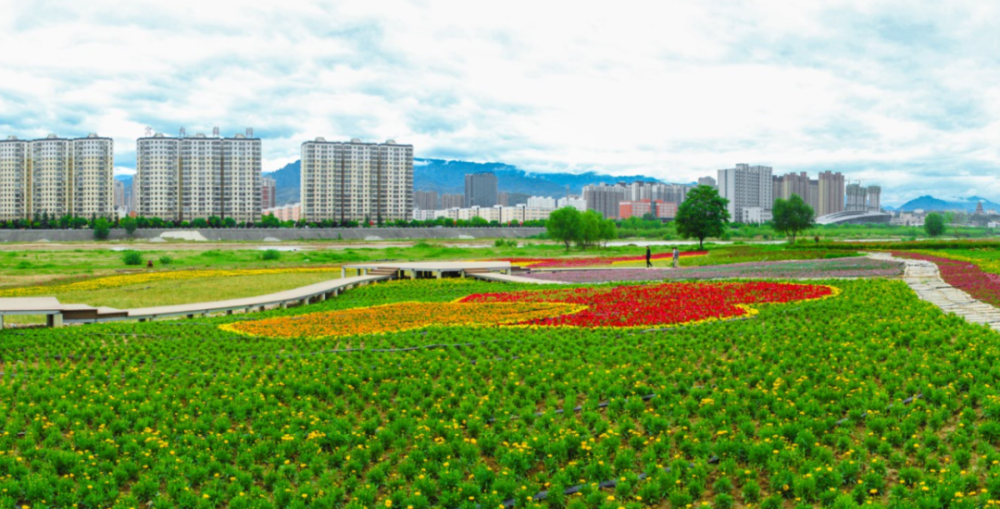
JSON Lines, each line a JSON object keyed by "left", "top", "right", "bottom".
{"left": 718, "top": 164, "right": 773, "bottom": 224}
{"left": 698, "top": 176, "right": 717, "bottom": 188}
{"left": 414, "top": 190, "right": 438, "bottom": 210}
{"left": 557, "top": 196, "right": 586, "bottom": 211}
{"left": 526, "top": 196, "right": 557, "bottom": 209}
{"left": 619, "top": 199, "right": 678, "bottom": 220}
{"left": 441, "top": 193, "right": 464, "bottom": 209}
{"left": 114, "top": 179, "right": 126, "bottom": 210}
{"left": 300, "top": 138, "right": 413, "bottom": 224}
{"left": 498, "top": 191, "right": 509, "bottom": 206}
{"left": 583, "top": 183, "right": 627, "bottom": 219}
{"left": 465, "top": 172, "right": 498, "bottom": 207}
{"left": 414, "top": 204, "right": 552, "bottom": 224}
{"left": 263, "top": 202, "right": 301, "bottom": 222}
{"left": 261, "top": 177, "right": 277, "bottom": 209}
{"left": 137, "top": 130, "right": 261, "bottom": 223}
{"left": 0, "top": 133, "right": 114, "bottom": 221}
{"left": 817, "top": 171, "right": 846, "bottom": 216}
{"left": 846, "top": 183, "right": 882, "bottom": 212}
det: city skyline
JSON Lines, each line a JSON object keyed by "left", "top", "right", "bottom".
{"left": 2, "top": 2, "right": 998, "bottom": 207}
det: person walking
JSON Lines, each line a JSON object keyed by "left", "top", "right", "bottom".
{"left": 645, "top": 246, "right": 652, "bottom": 268}
{"left": 672, "top": 247, "right": 680, "bottom": 268}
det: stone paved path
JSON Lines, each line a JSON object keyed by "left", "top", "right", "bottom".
{"left": 868, "top": 252, "right": 1000, "bottom": 330}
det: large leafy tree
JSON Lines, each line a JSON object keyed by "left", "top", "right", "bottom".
{"left": 546, "top": 207, "right": 582, "bottom": 249}
{"left": 772, "top": 194, "right": 815, "bottom": 244}
{"left": 676, "top": 185, "right": 730, "bottom": 249}
{"left": 924, "top": 212, "right": 946, "bottom": 237}
{"left": 120, "top": 216, "right": 138, "bottom": 236}
{"left": 92, "top": 217, "right": 111, "bottom": 240}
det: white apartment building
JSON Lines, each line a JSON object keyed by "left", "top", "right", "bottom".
{"left": 526, "top": 196, "right": 557, "bottom": 209}
{"left": 718, "top": 164, "right": 773, "bottom": 224}
{"left": 300, "top": 138, "right": 413, "bottom": 223}
{"left": 0, "top": 134, "right": 114, "bottom": 221}
{"left": 137, "top": 131, "right": 261, "bottom": 223}
{"left": 556, "top": 196, "right": 586, "bottom": 211}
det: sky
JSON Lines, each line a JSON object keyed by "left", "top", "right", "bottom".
{"left": 1, "top": 1, "right": 999, "bottom": 206}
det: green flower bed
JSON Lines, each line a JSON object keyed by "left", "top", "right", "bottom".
{"left": 0, "top": 278, "right": 996, "bottom": 509}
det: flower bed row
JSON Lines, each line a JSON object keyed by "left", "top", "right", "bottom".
{"left": 0, "top": 267, "right": 342, "bottom": 297}
{"left": 490, "top": 251, "right": 707, "bottom": 268}
{"left": 893, "top": 251, "right": 1000, "bottom": 307}
{"left": 523, "top": 257, "right": 904, "bottom": 284}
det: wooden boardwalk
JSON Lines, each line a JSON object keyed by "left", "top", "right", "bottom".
{"left": 0, "top": 274, "right": 391, "bottom": 327}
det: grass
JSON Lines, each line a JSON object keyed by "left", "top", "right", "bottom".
{"left": 4, "top": 271, "right": 341, "bottom": 325}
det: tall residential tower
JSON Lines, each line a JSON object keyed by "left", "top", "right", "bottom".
{"left": 300, "top": 138, "right": 413, "bottom": 223}
{"left": 0, "top": 133, "right": 114, "bottom": 221}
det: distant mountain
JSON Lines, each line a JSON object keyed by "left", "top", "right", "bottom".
{"left": 896, "top": 195, "right": 1000, "bottom": 212}
{"left": 262, "top": 158, "right": 673, "bottom": 206}
{"left": 263, "top": 161, "right": 301, "bottom": 205}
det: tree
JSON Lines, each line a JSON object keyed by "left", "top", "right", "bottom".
{"left": 546, "top": 207, "right": 582, "bottom": 250}
{"left": 92, "top": 218, "right": 111, "bottom": 240}
{"left": 120, "top": 216, "right": 138, "bottom": 236}
{"left": 925, "top": 212, "right": 946, "bottom": 237}
{"left": 772, "top": 194, "right": 815, "bottom": 244}
{"left": 675, "top": 185, "right": 730, "bottom": 249}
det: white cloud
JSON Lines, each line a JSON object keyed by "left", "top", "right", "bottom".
{"left": 0, "top": 0, "right": 998, "bottom": 205}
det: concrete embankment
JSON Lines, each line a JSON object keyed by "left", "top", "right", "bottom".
{"left": 0, "top": 227, "right": 546, "bottom": 243}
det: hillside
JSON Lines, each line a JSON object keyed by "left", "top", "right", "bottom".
{"left": 896, "top": 195, "right": 1000, "bottom": 212}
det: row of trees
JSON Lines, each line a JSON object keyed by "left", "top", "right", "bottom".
{"left": 545, "top": 208, "right": 618, "bottom": 249}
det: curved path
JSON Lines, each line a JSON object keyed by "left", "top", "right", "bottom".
{"left": 867, "top": 252, "right": 1000, "bottom": 330}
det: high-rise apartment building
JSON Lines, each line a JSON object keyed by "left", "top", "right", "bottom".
{"left": 773, "top": 172, "right": 821, "bottom": 212}
{"left": 261, "top": 177, "right": 277, "bottom": 209}
{"left": 867, "top": 186, "right": 881, "bottom": 212}
{"left": 717, "top": 164, "right": 773, "bottom": 224}
{"left": 0, "top": 133, "right": 114, "bottom": 221}
{"left": 465, "top": 173, "right": 498, "bottom": 208}
{"left": 817, "top": 171, "right": 845, "bottom": 216}
{"left": 625, "top": 181, "right": 688, "bottom": 205}
{"left": 583, "top": 182, "right": 627, "bottom": 219}
{"left": 698, "top": 176, "right": 717, "bottom": 188}
{"left": 114, "top": 179, "right": 126, "bottom": 209}
{"left": 526, "top": 196, "right": 557, "bottom": 209}
{"left": 442, "top": 194, "right": 464, "bottom": 209}
{"left": 300, "top": 138, "right": 413, "bottom": 223}
{"left": 137, "top": 131, "right": 261, "bottom": 223}
{"left": 845, "top": 183, "right": 867, "bottom": 212}
{"left": 0, "top": 136, "right": 28, "bottom": 221}
{"left": 414, "top": 190, "right": 438, "bottom": 210}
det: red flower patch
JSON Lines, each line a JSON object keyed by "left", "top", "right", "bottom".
{"left": 893, "top": 252, "right": 1000, "bottom": 307}
{"left": 460, "top": 282, "right": 835, "bottom": 328}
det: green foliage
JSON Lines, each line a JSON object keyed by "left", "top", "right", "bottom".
{"left": 494, "top": 239, "right": 518, "bottom": 248}
{"left": 92, "top": 218, "right": 111, "bottom": 240}
{"left": 260, "top": 249, "right": 282, "bottom": 261}
{"left": 121, "top": 250, "right": 143, "bottom": 266}
{"left": 924, "top": 212, "right": 946, "bottom": 237}
{"left": 772, "top": 194, "right": 815, "bottom": 243}
{"left": 158, "top": 255, "right": 173, "bottom": 265}
{"left": 546, "top": 207, "right": 582, "bottom": 249}
{"left": 676, "top": 185, "right": 730, "bottom": 249}
{"left": 120, "top": 216, "right": 138, "bottom": 236}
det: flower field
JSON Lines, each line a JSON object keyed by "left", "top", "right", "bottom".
{"left": 893, "top": 251, "right": 1000, "bottom": 307}
{"left": 488, "top": 251, "right": 707, "bottom": 268}
{"left": 1, "top": 277, "right": 999, "bottom": 509}
{"left": 225, "top": 282, "right": 834, "bottom": 339}
{"left": 0, "top": 267, "right": 342, "bottom": 298}
{"left": 524, "top": 257, "right": 904, "bottom": 283}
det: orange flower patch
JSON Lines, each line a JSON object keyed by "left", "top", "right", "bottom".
{"left": 220, "top": 301, "right": 585, "bottom": 340}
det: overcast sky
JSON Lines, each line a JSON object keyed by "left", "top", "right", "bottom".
{"left": 2, "top": 1, "right": 999, "bottom": 205}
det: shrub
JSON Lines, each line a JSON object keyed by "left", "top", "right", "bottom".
{"left": 92, "top": 218, "right": 111, "bottom": 240}
{"left": 261, "top": 249, "right": 281, "bottom": 261}
{"left": 158, "top": 256, "right": 173, "bottom": 265}
{"left": 122, "top": 251, "right": 143, "bottom": 266}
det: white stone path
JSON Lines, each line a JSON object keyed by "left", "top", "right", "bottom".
{"left": 867, "top": 252, "right": 1000, "bottom": 331}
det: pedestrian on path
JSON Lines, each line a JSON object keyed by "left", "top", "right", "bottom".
{"left": 672, "top": 247, "right": 680, "bottom": 268}
{"left": 645, "top": 246, "right": 652, "bottom": 268}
